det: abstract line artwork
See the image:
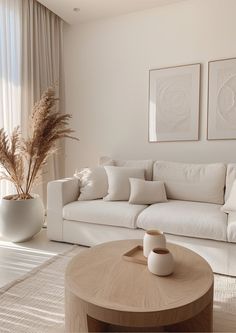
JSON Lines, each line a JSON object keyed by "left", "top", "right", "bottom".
{"left": 208, "top": 58, "right": 236, "bottom": 140}
{"left": 149, "top": 64, "right": 200, "bottom": 142}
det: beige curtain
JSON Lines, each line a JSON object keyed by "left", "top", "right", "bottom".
{"left": 21, "top": 0, "right": 65, "bottom": 205}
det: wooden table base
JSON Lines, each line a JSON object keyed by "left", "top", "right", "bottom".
{"left": 166, "top": 301, "right": 213, "bottom": 332}
{"left": 65, "top": 289, "right": 213, "bottom": 333}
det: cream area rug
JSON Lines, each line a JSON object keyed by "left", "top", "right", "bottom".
{"left": 0, "top": 245, "right": 235, "bottom": 333}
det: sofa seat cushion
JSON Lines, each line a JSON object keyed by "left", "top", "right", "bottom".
{"left": 227, "top": 212, "right": 236, "bottom": 243}
{"left": 63, "top": 200, "right": 147, "bottom": 229}
{"left": 136, "top": 200, "right": 227, "bottom": 241}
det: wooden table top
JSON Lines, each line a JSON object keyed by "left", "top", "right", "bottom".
{"left": 65, "top": 239, "right": 213, "bottom": 314}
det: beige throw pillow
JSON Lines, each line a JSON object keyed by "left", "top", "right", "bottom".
{"left": 221, "top": 179, "right": 236, "bottom": 213}
{"left": 129, "top": 178, "right": 167, "bottom": 205}
{"left": 104, "top": 166, "right": 145, "bottom": 201}
{"left": 75, "top": 166, "right": 108, "bottom": 200}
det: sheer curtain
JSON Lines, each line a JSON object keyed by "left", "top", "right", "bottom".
{"left": 0, "top": 0, "right": 64, "bottom": 202}
{"left": 0, "top": 0, "right": 22, "bottom": 197}
{"left": 21, "top": 0, "right": 64, "bottom": 205}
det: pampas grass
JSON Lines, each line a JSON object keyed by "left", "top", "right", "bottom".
{"left": 0, "top": 87, "right": 77, "bottom": 200}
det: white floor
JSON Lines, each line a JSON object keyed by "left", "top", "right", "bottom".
{"left": 0, "top": 228, "right": 73, "bottom": 288}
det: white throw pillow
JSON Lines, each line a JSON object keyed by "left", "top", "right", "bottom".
{"left": 129, "top": 178, "right": 167, "bottom": 205}
{"left": 104, "top": 166, "right": 145, "bottom": 201}
{"left": 75, "top": 167, "right": 108, "bottom": 201}
{"left": 221, "top": 179, "right": 236, "bottom": 213}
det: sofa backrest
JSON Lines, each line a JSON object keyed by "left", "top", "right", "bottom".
{"left": 100, "top": 157, "right": 153, "bottom": 180}
{"left": 225, "top": 164, "right": 236, "bottom": 201}
{"left": 153, "top": 161, "right": 226, "bottom": 205}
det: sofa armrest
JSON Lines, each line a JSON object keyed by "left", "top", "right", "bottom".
{"left": 47, "top": 178, "right": 79, "bottom": 241}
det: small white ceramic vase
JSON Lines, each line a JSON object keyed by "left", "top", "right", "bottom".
{"left": 143, "top": 230, "right": 166, "bottom": 258}
{"left": 148, "top": 248, "right": 174, "bottom": 276}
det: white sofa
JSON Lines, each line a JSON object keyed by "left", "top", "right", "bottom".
{"left": 47, "top": 159, "right": 236, "bottom": 276}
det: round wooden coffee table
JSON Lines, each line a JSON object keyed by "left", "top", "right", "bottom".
{"left": 65, "top": 239, "right": 213, "bottom": 332}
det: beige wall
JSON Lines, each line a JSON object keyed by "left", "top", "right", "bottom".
{"left": 64, "top": 0, "right": 236, "bottom": 176}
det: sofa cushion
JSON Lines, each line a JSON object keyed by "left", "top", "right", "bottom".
{"left": 222, "top": 179, "right": 236, "bottom": 213}
{"left": 227, "top": 212, "right": 236, "bottom": 243}
{"left": 153, "top": 161, "right": 226, "bottom": 204}
{"left": 63, "top": 200, "right": 147, "bottom": 229}
{"left": 75, "top": 167, "right": 108, "bottom": 201}
{"left": 100, "top": 156, "right": 153, "bottom": 180}
{"left": 225, "top": 164, "right": 236, "bottom": 201}
{"left": 129, "top": 178, "right": 167, "bottom": 205}
{"left": 136, "top": 200, "right": 227, "bottom": 241}
{"left": 104, "top": 166, "right": 145, "bottom": 201}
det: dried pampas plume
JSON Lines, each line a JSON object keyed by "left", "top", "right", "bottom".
{"left": 0, "top": 86, "right": 78, "bottom": 200}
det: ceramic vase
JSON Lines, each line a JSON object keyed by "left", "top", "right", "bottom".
{"left": 143, "top": 229, "right": 166, "bottom": 258}
{"left": 0, "top": 194, "right": 44, "bottom": 242}
{"left": 148, "top": 248, "right": 174, "bottom": 276}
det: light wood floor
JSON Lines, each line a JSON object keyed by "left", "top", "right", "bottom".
{"left": 0, "top": 229, "right": 72, "bottom": 288}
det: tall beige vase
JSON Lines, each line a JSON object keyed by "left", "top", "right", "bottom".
{"left": 143, "top": 230, "right": 166, "bottom": 258}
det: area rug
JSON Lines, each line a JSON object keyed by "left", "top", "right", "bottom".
{"left": 0, "top": 245, "right": 235, "bottom": 333}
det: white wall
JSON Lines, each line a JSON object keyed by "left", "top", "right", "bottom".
{"left": 64, "top": 0, "right": 236, "bottom": 176}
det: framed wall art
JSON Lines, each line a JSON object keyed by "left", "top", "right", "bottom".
{"left": 149, "top": 63, "right": 200, "bottom": 142}
{"left": 208, "top": 57, "right": 236, "bottom": 140}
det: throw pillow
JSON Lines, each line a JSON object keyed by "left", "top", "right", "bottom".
{"left": 74, "top": 166, "right": 108, "bottom": 201}
{"left": 103, "top": 166, "right": 145, "bottom": 201}
{"left": 221, "top": 179, "right": 236, "bottom": 213}
{"left": 129, "top": 178, "right": 167, "bottom": 205}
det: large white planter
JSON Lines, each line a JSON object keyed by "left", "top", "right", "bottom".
{"left": 0, "top": 194, "right": 44, "bottom": 242}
